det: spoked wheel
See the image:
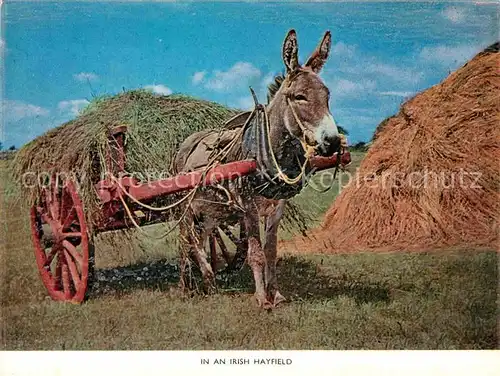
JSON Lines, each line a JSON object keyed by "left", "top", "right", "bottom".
{"left": 30, "top": 176, "right": 92, "bottom": 303}
{"left": 209, "top": 220, "right": 248, "bottom": 272}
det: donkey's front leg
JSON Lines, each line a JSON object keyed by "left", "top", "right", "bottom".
{"left": 264, "top": 199, "right": 286, "bottom": 306}
{"left": 244, "top": 206, "right": 272, "bottom": 309}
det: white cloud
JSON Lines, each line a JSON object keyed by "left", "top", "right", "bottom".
{"left": 337, "top": 60, "right": 422, "bottom": 86}
{"left": 331, "top": 79, "right": 376, "bottom": 98}
{"left": 3, "top": 100, "right": 49, "bottom": 122}
{"left": 364, "top": 63, "right": 423, "bottom": 84}
{"left": 73, "top": 72, "right": 99, "bottom": 82}
{"left": 343, "top": 115, "right": 379, "bottom": 125}
{"left": 204, "top": 62, "right": 261, "bottom": 92}
{"left": 419, "top": 45, "right": 479, "bottom": 66}
{"left": 324, "top": 43, "right": 422, "bottom": 102}
{"left": 261, "top": 72, "right": 277, "bottom": 87}
{"left": 331, "top": 42, "right": 356, "bottom": 58}
{"left": 379, "top": 91, "right": 414, "bottom": 97}
{"left": 332, "top": 113, "right": 382, "bottom": 142}
{"left": 232, "top": 96, "right": 255, "bottom": 110}
{"left": 192, "top": 71, "right": 206, "bottom": 85}
{"left": 58, "top": 99, "right": 89, "bottom": 116}
{"left": 144, "top": 84, "right": 173, "bottom": 95}
{"left": 230, "top": 71, "right": 279, "bottom": 108}
{"left": 441, "top": 7, "right": 466, "bottom": 23}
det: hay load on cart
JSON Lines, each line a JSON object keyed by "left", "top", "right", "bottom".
{"left": 12, "top": 90, "right": 240, "bottom": 230}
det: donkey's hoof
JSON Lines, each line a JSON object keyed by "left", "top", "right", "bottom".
{"left": 203, "top": 280, "right": 217, "bottom": 295}
{"left": 272, "top": 291, "right": 287, "bottom": 307}
{"left": 201, "top": 269, "right": 216, "bottom": 294}
{"left": 254, "top": 293, "right": 273, "bottom": 311}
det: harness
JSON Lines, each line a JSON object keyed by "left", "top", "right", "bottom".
{"left": 241, "top": 88, "right": 341, "bottom": 198}
{"left": 112, "top": 88, "right": 343, "bottom": 235}
{"left": 175, "top": 87, "right": 343, "bottom": 199}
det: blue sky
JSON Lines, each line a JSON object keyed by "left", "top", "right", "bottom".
{"left": 1, "top": 1, "right": 498, "bottom": 147}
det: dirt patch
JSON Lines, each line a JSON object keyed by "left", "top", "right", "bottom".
{"left": 89, "top": 256, "right": 390, "bottom": 305}
{"left": 286, "top": 42, "right": 500, "bottom": 253}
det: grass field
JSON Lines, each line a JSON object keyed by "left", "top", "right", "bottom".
{"left": 0, "top": 154, "right": 497, "bottom": 350}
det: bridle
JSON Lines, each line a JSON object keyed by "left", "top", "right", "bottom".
{"left": 286, "top": 96, "right": 318, "bottom": 152}
{"left": 245, "top": 87, "right": 341, "bottom": 186}
{"left": 267, "top": 97, "right": 317, "bottom": 184}
{"left": 238, "top": 88, "right": 313, "bottom": 187}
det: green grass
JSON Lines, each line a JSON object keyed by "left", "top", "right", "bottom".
{"left": 0, "top": 157, "right": 497, "bottom": 350}
{"left": 281, "top": 151, "right": 366, "bottom": 238}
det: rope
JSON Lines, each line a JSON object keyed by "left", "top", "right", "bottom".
{"left": 111, "top": 174, "right": 197, "bottom": 212}
{"left": 117, "top": 180, "right": 198, "bottom": 240}
{"left": 262, "top": 100, "right": 316, "bottom": 185}
{"left": 286, "top": 97, "right": 315, "bottom": 146}
{"left": 111, "top": 88, "right": 321, "bottom": 235}
{"left": 108, "top": 107, "right": 257, "bottom": 214}
{"left": 108, "top": 105, "right": 260, "bottom": 237}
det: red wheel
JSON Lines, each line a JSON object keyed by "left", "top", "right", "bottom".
{"left": 30, "top": 176, "right": 92, "bottom": 303}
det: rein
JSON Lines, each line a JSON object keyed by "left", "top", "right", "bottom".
{"left": 247, "top": 88, "right": 317, "bottom": 186}
{"left": 262, "top": 102, "right": 315, "bottom": 185}
{"left": 250, "top": 91, "right": 344, "bottom": 187}
{"left": 286, "top": 97, "right": 317, "bottom": 152}
{"left": 286, "top": 96, "right": 345, "bottom": 182}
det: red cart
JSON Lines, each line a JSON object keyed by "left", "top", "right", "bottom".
{"left": 30, "top": 126, "right": 350, "bottom": 303}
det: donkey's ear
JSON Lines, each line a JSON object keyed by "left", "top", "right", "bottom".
{"left": 305, "top": 31, "right": 331, "bottom": 73}
{"left": 282, "top": 29, "right": 299, "bottom": 73}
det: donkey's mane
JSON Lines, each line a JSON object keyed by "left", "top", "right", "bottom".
{"left": 266, "top": 74, "right": 285, "bottom": 103}
{"left": 265, "top": 70, "right": 304, "bottom": 103}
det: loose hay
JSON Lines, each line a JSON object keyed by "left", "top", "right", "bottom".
{"left": 291, "top": 42, "right": 500, "bottom": 252}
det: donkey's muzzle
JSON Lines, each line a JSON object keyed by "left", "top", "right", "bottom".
{"left": 317, "top": 135, "right": 341, "bottom": 157}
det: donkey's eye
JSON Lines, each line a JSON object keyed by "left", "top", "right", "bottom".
{"left": 294, "top": 94, "right": 308, "bottom": 102}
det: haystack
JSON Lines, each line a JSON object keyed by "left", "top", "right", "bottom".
{"left": 292, "top": 42, "right": 500, "bottom": 252}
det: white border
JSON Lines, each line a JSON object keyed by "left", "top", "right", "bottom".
{"left": 1, "top": 351, "right": 499, "bottom": 376}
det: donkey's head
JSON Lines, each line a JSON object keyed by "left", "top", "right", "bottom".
{"left": 267, "top": 30, "right": 341, "bottom": 157}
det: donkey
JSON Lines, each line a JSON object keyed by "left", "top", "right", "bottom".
{"left": 174, "top": 29, "right": 341, "bottom": 309}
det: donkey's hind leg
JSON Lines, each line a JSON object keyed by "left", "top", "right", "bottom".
{"left": 179, "top": 220, "right": 195, "bottom": 292}
{"left": 244, "top": 204, "right": 272, "bottom": 309}
{"left": 190, "top": 216, "right": 217, "bottom": 294}
{"left": 179, "top": 213, "right": 216, "bottom": 294}
{"left": 264, "top": 199, "right": 286, "bottom": 306}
